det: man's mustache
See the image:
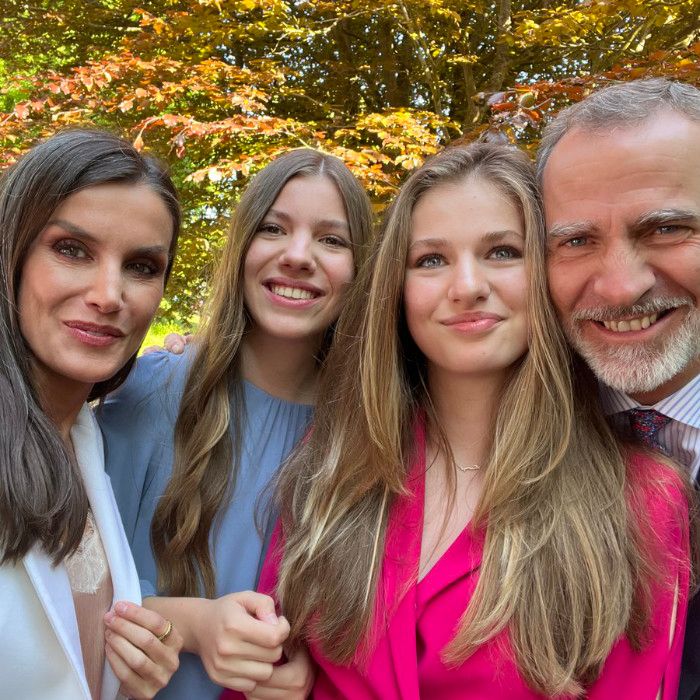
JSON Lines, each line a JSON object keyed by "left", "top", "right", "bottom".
{"left": 571, "top": 297, "right": 693, "bottom": 323}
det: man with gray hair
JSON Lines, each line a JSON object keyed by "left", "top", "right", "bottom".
{"left": 537, "top": 78, "right": 700, "bottom": 699}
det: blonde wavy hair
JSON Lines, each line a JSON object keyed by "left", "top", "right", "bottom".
{"left": 275, "top": 142, "right": 690, "bottom": 696}
{"left": 151, "top": 148, "right": 374, "bottom": 598}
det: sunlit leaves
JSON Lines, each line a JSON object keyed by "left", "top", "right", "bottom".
{"left": 1, "top": 0, "right": 700, "bottom": 320}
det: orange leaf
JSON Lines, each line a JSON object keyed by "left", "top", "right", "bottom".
{"left": 13, "top": 103, "right": 29, "bottom": 119}
{"left": 119, "top": 99, "right": 134, "bottom": 112}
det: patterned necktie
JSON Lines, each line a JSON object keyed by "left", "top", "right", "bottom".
{"left": 625, "top": 408, "right": 670, "bottom": 452}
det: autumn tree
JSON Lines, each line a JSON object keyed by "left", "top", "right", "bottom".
{"left": 2, "top": 0, "right": 699, "bottom": 320}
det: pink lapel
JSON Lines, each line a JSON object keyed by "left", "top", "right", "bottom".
{"left": 362, "top": 419, "right": 426, "bottom": 699}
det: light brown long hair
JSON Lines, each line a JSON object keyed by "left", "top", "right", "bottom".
{"left": 0, "top": 128, "right": 179, "bottom": 565}
{"left": 275, "top": 142, "right": 692, "bottom": 696}
{"left": 151, "top": 148, "right": 374, "bottom": 597}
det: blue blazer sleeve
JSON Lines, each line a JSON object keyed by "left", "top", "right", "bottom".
{"left": 97, "top": 351, "right": 188, "bottom": 597}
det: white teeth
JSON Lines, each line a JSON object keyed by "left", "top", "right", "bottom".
{"left": 601, "top": 313, "right": 658, "bottom": 332}
{"left": 270, "top": 284, "right": 315, "bottom": 300}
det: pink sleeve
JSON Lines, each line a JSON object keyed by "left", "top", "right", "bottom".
{"left": 588, "top": 455, "right": 690, "bottom": 699}
{"left": 258, "top": 522, "right": 284, "bottom": 601}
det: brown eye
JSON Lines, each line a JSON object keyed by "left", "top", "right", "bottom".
{"left": 127, "top": 260, "right": 160, "bottom": 276}
{"left": 54, "top": 240, "right": 87, "bottom": 258}
{"left": 257, "top": 223, "right": 284, "bottom": 236}
{"left": 319, "top": 234, "right": 349, "bottom": 248}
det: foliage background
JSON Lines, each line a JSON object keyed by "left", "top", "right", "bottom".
{"left": 2, "top": 0, "right": 699, "bottom": 325}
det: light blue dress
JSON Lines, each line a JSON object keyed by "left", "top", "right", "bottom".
{"left": 97, "top": 350, "right": 313, "bottom": 700}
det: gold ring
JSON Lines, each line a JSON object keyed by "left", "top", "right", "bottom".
{"left": 156, "top": 619, "right": 173, "bottom": 643}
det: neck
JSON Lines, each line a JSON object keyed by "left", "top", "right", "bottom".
{"left": 241, "top": 330, "right": 320, "bottom": 404}
{"left": 629, "top": 358, "right": 700, "bottom": 405}
{"left": 426, "top": 366, "right": 508, "bottom": 467}
{"left": 33, "top": 371, "right": 90, "bottom": 444}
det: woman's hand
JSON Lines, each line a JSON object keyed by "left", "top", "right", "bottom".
{"left": 104, "top": 601, "right": 182, "bottom": 699}
{"left": 191, "top": 591, "right": 290, "bottom": 692}
{"left": 244, "top": 646, "right": 315, "bottom": 699}
{"left": 142, "top": 332, "right": 191, "bottom": 355}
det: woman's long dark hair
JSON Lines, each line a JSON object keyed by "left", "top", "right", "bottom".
{"left": 0, "top": 128, "right": 180, "bottom": 565}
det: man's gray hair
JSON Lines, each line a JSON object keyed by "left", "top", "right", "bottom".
{"left": 536, "top": 78, "right": 700, "bottom": 179}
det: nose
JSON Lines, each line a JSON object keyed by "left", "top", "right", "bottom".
{"left": 84, "top": 263, "right": 124, "bottom": 314}
{"left": 278, "top": 231, "right": 316, "bottom": 272}
{"left": 447, "top": 256, "right": 490, "bottom": 304}
{"left": 592, "top": 242, "right": 655, "bottom": 307}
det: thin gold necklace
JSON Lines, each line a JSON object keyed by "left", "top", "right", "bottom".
{"left": 456, "top": 462, "right": 481, "bottom": 472}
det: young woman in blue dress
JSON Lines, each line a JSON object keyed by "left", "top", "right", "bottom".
{"left": 98, "top": 148, "right": 374, "bottom": 699}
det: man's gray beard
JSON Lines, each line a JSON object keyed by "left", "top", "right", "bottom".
{"left": 565, "top": 305, "right": 700, "bottom": 396}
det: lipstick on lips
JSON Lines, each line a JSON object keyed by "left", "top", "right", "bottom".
{"left": 441, "top": 311, "right": 503, "bottom": 334}
{"left": 263, "top": 277, "right": 323, "bottom": 307}
{"left": 64, "top": 320, "right": 125, "bottom": 347}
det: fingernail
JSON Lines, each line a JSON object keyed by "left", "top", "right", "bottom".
{"left": 104, "top": 611, "right": 115, "bottom": 623}
{"left": 263, "top": 613, "right": 279, "bottom": 625}
{"left": 115, "top": 601, "right": 128, "bottom": 614}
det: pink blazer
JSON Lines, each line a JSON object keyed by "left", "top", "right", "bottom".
{"left": 223, "top": 427, "right": 690, "bottom": 699}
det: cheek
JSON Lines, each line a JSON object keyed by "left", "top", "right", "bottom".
{"left": 128, "top": 283, "right": 165, "bottom": 331}
{"left": 326, "top": 252, "right": 355, "bottom": 288}
{"left": 17, "top": 261, "right": 55, "bottom": 327}
{"left": 242, "top": 239, "right": 270, "bottom": 289}
{"left": 500, "top": 267, "right": 528, "bottom": 312}
{"left": 655, "top": 249, "right": 700, "bottom": 299}
{"left": 403, "top": 278, "right": 436, "bottom": 336}
{"left": 547, "top": 261, "right": 580, "bottom": 315}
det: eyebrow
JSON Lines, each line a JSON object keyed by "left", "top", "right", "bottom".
{"left": 547, "top": 221, "right": 596, "bottom": 238}
{"left": 633, "top": 208, "right": 699, "bottom": 232}
{"left": 46, "top": 218, "right": 170, "bottom": 257}
{"left": 265, "top": 209, "right": 350, "bottom": 231}
{"left": 548, "top": 209, "right": 700, "bottom": 239}
{"left": 409, "top": 230, "right": 522, "bottom": 249}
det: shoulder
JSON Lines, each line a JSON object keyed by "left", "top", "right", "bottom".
{"left": 626, "top": 451, "right": 690, "bottom": 556}
{"left": 626, "top": 451, "right": 687, "bottom": 509}
{"left": 98, "top": 349, "right": 192, "bottom": 419}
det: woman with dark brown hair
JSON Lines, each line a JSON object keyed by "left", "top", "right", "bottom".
{"left": 0, "top": 129, "right": 183, "bottom": 699}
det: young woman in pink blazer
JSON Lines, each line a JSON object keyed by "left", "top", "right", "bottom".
{"left": 225, "top": 142, "right": 694, "bottom": 699}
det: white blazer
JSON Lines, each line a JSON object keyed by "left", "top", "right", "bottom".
{"left": 0, "top": 404, "right": 142, "bottom": 700}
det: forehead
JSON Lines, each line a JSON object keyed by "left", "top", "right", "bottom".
{"left": 542, "top": 111, "right": 700, "bottom": 230}
{"left": 49, "top": 182, "right": 173, "bottom": 247}
{"left": 411, "top": 177, "right": 522, "bottom": 237}
{"left": 273, "top": 175, "right": 343, "bottom": 209}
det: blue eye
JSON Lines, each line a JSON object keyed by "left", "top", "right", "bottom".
{"left": 489, "top": 246, "right": 521, "bottom": 260}
{"left": 416, "top": 254, "right": 445, "bottom": 268}
{"left": 564, "top": 236, "right": 587, "bottom": 248}
{"left": 656, "top": 224, "right": 690, "bottom": 236}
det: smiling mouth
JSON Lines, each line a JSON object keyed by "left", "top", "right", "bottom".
{"left": 598, "top": 311, "right": 670, "bottom": 333}
{"left": 268, "top": 284, "right": 319, "bottom": 300}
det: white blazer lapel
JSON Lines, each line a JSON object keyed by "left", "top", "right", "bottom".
{"left": 23, "top": 548, "right": 91, "bottom": 698}
{"left": 71, "top": 403, "right": 142, "bottom": 700}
